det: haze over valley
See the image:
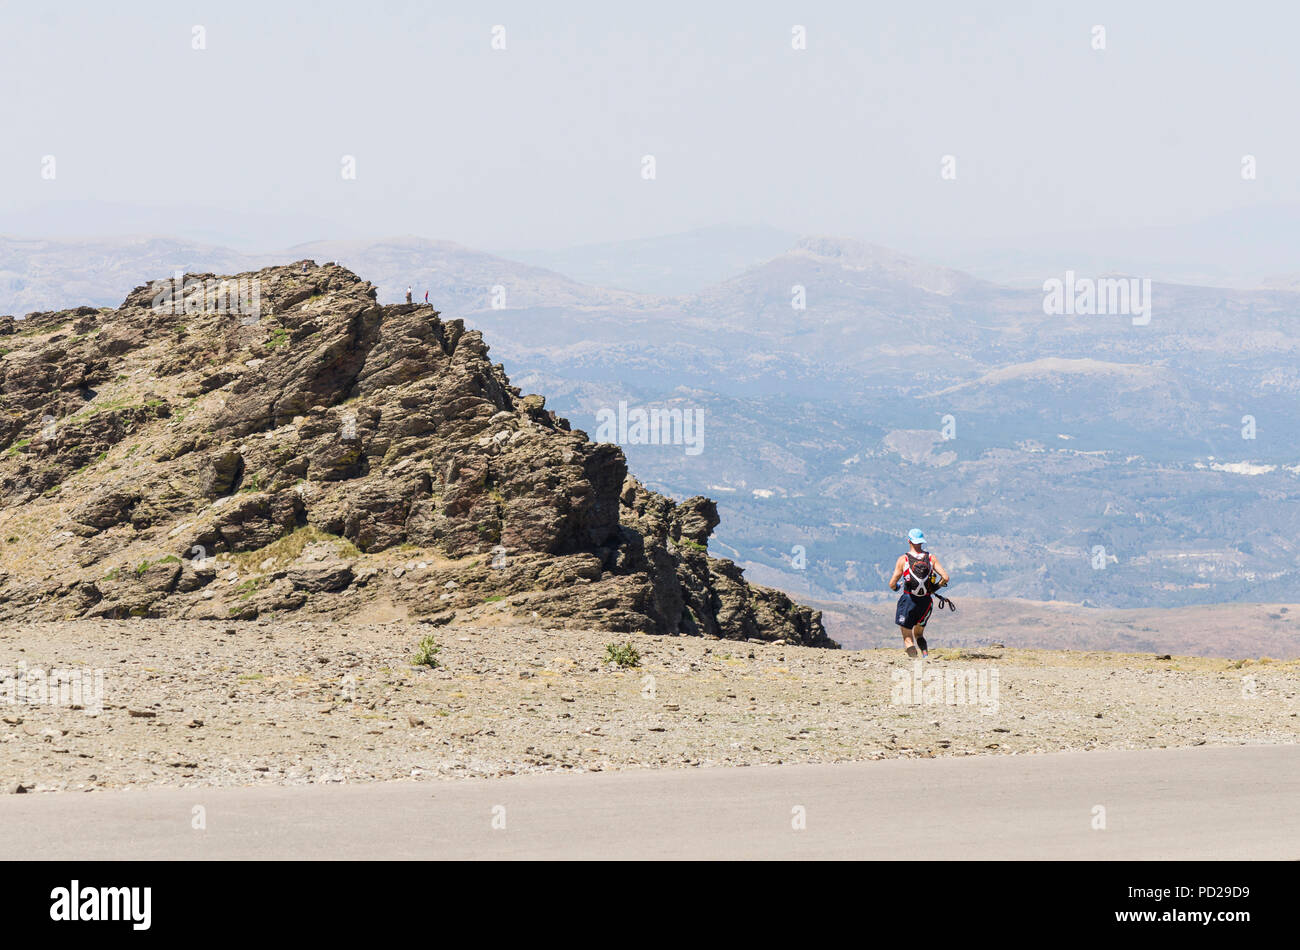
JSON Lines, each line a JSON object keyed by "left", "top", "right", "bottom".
{"left": 5, "top": 227, "right": 1299, "bottom": 654}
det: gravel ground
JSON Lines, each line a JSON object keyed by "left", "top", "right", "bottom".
{"left": 1, "top": 619, "right": 1296, "bottom": 792}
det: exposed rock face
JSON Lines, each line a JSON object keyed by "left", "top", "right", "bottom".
{"left": 0, "top": 263, "right": 834, "bottom": 646}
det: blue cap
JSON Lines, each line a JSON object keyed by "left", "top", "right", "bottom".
{"left": 908, "top": 528, "right": 926, "bottom": 545}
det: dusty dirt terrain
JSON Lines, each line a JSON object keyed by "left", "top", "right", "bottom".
{"left": 1, "top": 619, "right": 1295, "bottom": 793}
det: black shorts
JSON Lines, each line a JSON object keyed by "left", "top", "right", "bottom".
{"left": 896, "top": 592, "right": 933, "bottom": 628}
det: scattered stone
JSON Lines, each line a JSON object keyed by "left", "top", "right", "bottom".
{"left": 286, "top": 560, "right": 354, "bottom": 593}
{"left": 0, "top": 609, "right": 1292, "bottom": 793}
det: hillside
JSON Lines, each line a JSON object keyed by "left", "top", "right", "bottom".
{"left": 0, "top": 262, "right": 831, "bottom": 646}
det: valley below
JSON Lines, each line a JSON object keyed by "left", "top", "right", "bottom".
{"left": 809, "top": 595, "right": 1300, "bottom": 657}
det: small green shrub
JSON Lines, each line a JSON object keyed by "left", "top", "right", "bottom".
{"left": 604, "top": 642, "right": 641, "bottom": 668}
{"left": 413, "top": 635, "right": 441, "bottom": 669}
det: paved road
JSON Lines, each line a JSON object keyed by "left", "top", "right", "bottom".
{"left": 2, "top": 745, "right": 1295, "bottom": 859}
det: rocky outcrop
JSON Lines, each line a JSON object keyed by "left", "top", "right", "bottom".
{"left": 0, "top": 262, "right": 835, "bottom": 647}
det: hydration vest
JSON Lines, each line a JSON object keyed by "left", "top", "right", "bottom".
{"left": 902, "top": 551, "right": 935, "bottom": 596}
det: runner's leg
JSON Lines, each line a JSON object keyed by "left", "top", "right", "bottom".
{"left": 900, "top": 625, "right": 918, "bottom": 656}
{"left": 914, "top": 600, "right": 932, "bottom": 654}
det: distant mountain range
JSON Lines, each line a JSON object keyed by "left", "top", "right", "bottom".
{"left": 4, "top": 229, "right": 1299, "bottom": 633}
{"left": 496, "top": 225, "right": 799, "bottom": 296}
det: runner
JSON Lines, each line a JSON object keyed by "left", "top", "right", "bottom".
{"left": 888, "top": 528, "right": 950, "bottom": 658}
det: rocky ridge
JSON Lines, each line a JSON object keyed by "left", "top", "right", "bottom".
{"left": 0, "top": 262, "right": 832, "bottom": 647}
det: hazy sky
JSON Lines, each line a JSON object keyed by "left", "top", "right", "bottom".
{"left": 2, "top": 1, "right": 1297, "bottom": 251}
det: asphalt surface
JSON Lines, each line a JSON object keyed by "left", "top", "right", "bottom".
{"left": 2, "top": 745, "right": 1295, "bottom": 859}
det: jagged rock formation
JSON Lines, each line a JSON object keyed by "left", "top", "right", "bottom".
{"left": 0, "top": 263, "right": 834, "bottom": 646}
